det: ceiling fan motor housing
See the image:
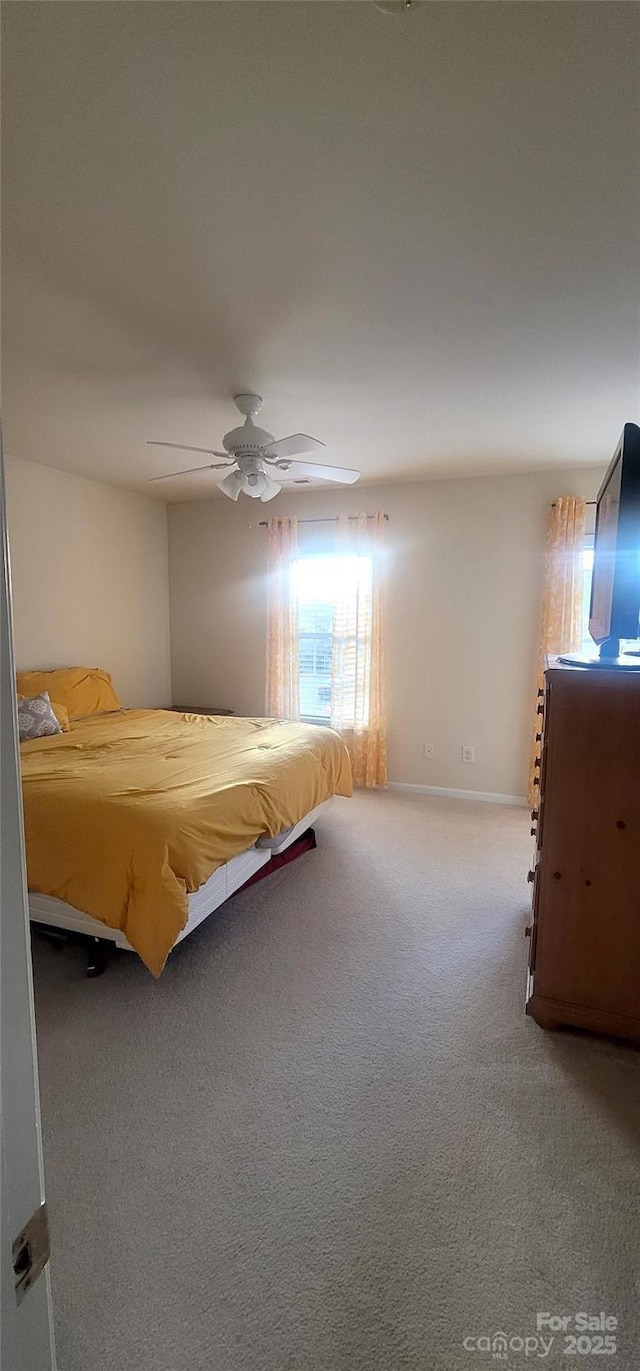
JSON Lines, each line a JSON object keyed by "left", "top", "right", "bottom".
{"left": 222, "top": 393, "right": 276, "bottom": 455}
{"left": 222, "top": 423, "right": 275, "bottom": 455}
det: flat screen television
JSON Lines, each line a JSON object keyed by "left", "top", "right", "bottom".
{"left": 561, "top": 421, "right": 640, "bottom": 668}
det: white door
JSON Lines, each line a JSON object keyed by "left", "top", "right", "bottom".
{"left": 0, "top": 433, "right": 56, "bottom": 1368}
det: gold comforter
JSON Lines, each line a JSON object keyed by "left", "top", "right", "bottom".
{"left": 20, "top": 710, "right": 352, "bottom": 975}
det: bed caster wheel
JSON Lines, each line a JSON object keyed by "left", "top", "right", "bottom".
{"left": 86, "top": 937, "right": 108, "bottom": 978}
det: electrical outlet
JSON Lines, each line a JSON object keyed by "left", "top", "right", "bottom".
{"left": 423, "top": 743, "right": 435, "bottom": 759}
{"left": 462, "top": 744, "right": 475, "bottom": 764}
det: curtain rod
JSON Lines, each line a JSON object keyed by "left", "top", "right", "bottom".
{"left": 551, "top": 500, "right": 596, "bottom": 507}
{"left": 258, "top": 514, "right": 389, "bottom": 527}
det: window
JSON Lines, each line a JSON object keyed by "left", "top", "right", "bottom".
{"left": 292, "top": 554, "right": 373, "bottom": 723}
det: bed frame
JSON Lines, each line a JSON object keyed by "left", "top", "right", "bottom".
{"left": 29, "top": 798, "right": 332, "bottom": 975}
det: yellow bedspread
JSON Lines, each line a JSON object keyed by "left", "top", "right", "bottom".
{"left": 20, "top": 710, "right": 352, "bottom": 975}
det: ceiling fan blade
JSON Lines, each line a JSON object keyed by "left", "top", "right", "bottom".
{"left": 147, "top": 441, "right": 229, "bottom": 458}
{"left": 274, "top": 460, "right": 360, "bottom": 485}
{"left": 262, "top": 433, "right": 325, "bottom": 460}
{"left": 147, "top": 462, "right": 232, "bottom": 482}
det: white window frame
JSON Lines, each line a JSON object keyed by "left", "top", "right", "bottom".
{"left": 293, "top": 552, "right": 374, "bottom": 727}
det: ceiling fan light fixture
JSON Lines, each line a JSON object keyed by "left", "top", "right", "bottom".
{"left": 259, "top": 475, "right": 281, "bottom": 503}
{"left": 219, "top": 470, "right": 243, "bottom": 502}
{"left": 243, "top": 470, "right": 268, "bottom": 498}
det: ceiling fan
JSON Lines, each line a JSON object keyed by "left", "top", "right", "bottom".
{"left": 147, "top": 394, "right": 360, "bottom": 502}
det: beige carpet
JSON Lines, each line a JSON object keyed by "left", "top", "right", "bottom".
{"left": 32, "top": 791, "right": 640, "bottom": 1371}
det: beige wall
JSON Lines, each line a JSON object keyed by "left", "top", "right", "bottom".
{"left": 169, "top": 468, "right": 603, "bottom": 799}
{"left": 6, "top": 456, "right": 171, "bottom": 707}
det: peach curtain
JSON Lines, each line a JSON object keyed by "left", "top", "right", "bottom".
{"left": 265, "top": 516, "right": 300, "bottom": 719}
{"left": 330, "top": 512, "right": 388, "bottom": 788}
{"left": 528, "top": 495, "right": 586, "bottom": 805}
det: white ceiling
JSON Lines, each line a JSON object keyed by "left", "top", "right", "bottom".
{"left": 2, "top": 1, "right": 639, "bottom": 502}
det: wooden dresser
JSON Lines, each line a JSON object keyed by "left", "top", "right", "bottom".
{"left": 526, "top": 660, "right": 640, "bottom": 1043}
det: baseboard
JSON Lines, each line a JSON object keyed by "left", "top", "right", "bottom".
{"left": 388, "top": 782, "right": 527, "bottom": 807}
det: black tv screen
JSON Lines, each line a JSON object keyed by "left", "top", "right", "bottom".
{"left": 589, "top": 422, "right": 640, "bottom": 656}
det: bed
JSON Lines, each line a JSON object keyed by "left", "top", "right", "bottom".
{"left": 18, "top": 683, "right": 352, "bottom": 976}
{"left": 29, "top": 797, "right": 332, "bottom": 971}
